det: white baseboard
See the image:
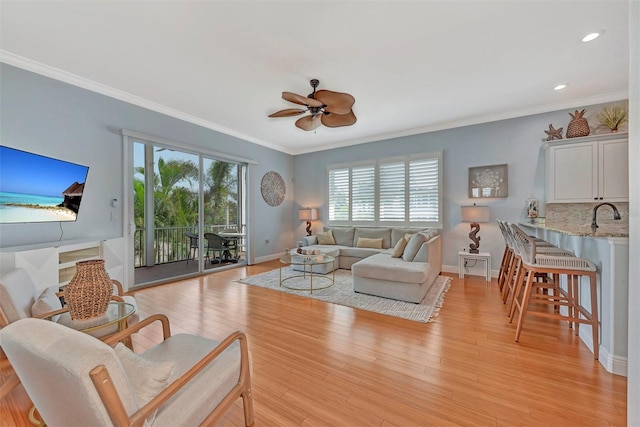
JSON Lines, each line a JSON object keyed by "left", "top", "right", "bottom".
{"left": 442, "top": 264, "right": 499, "bottom": 278}
{"left": 579, "top": 329, "right": 628, "bottom": 376}
{"left": 253, "top": 253, "right": 283, "bottom": 264}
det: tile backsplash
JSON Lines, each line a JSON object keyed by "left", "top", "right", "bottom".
{"left": 545, "top": 202, "right": 629, "bottom": 234}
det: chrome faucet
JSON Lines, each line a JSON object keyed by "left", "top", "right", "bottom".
{"left": 591, "top": 202, "right": 622, "bottom": 233}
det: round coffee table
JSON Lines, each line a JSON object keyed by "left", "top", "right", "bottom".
{"left": 279, "top": 254, "right": 335, "bottom": 293}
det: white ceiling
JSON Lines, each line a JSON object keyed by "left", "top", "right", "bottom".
{"left": 0, "top": 1, "right": 629, "bottom": 155}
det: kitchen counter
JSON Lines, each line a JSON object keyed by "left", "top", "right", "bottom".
{"left": 519, "top": 221, "right": 629, "bottom": 238}
{"left": 519, "top": 222, "right": 629, "bottom": 376}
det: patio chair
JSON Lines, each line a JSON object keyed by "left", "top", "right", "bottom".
{"left": 185, "top": 231, "right": 199, "bottom": 264}
{"left": 204, "top": 233, "right": 226, "bottom": 264}
{"left": 1, "top": 315, "right": 254, "bottom": 426}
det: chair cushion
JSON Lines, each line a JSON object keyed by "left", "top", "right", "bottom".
{"left": 31, "top": 287, "right": 62, "bottom": 322}
{"left": 326, "top": 227, "right": 355, "bottom": 246}
{"left": 115, "top": 343, "right": 173, "bottom": 424}
{"left": 141, "top": 334, "right": 242, "bottom": 427}
{"left": 0, "top": 268, "right": 39, "bottom": 323}
{"left": 1, "top": 318, "right": 139, "bottom": 426}
{"left": 352, "top": 253, "right": 429, "bottom": 284}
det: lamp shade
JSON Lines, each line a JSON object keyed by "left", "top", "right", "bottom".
{"left": 460, "top": 205, "right": 490, "bottom": 223}
{"left": 298, "top": 208, "right": 318, "bottom": 221}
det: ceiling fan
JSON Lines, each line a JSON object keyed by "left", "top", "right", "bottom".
{"left": 268, "top": 79, "right": 357, "bottom": 131}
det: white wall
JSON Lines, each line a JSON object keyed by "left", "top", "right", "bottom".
{"left": 0, "top": 64, "right": 295, "bottom": 261}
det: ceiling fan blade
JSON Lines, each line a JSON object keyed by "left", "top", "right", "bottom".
{"left": 268, "top": 108, "right": 307, "bottom": 118}
{"left": 282, "top": 91, "right": 323, "bottom": 108}
{"left": 295, "top": 114, "right": 322, "bottom": 131}
{"left": 321, "top": 110, "right": 357, "bottom": 128}
{"left": 314, "top": 90, "right": 355, "bottom": 115}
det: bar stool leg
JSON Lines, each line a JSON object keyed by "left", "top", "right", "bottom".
{"left": 502, "top": 256, "right": 519, "bottom": 304}
{"left": 514, "top": 270, "right": 535, "bottom": 341}
{"left": 508, "top": 260, "right": 526, "bottom": 321}
{"left": 589, "top": 271, "right": 599, "bottom": 360}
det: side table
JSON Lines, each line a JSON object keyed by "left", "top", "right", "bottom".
{"left": 458, "top": 251, "right": 491, "bottom": 281}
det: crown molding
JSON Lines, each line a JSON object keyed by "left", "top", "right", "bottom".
{"left": 0, "top": 50, "right": 296, "bottom": 155}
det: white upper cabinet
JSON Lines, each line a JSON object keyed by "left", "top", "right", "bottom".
{"left": 545, "top": 133, "right": 628, "bottom": 203}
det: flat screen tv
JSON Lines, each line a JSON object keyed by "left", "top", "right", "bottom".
{"left": 0, "top": 146, "right": 90, "bottom": 224}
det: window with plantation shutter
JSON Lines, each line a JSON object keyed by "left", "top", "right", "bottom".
{"left": 351, "top": 165, "right": 375, "bottom": 221}
{"left": 327, "top": 151, "right": 442, "bottom": 227}
{"left": 379, "top": 161, "right": 405, "bottom": 222}
{"left": 409, "top": 156, "right": 440, "bottom": 222}
{"left": 328, "top": 168, "right": 350, "bottom": 222}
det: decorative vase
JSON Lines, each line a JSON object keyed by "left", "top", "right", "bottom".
{"left": 566, "top": 109, "right": 591, "bottom": 138}
{"left": 65, "top": 259, "right": 113, "bottom": 320}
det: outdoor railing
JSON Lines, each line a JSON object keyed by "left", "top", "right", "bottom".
{"left": 134, "top": 224, "right": 241, "bottom": 267}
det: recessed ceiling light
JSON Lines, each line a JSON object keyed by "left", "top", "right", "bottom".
{"left": 582, "top": 31, "right": 602, "bottom": 42}
{"left": 554, "top": 84, "right": 568, "bottom": 91}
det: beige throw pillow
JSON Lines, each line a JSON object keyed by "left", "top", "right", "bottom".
{"left": 356, "top": 237, "right": 383, "bottom": 249}
{"left": 31, "top": 287, "right": 62, "bottom": 322}
{"left": 115, "top": 343, "right": 174, "bottom": 424}
{"left": 317, "top": 230, "right": 336, "bottom": 245}
{"left": 391, "top": 237, "right": 409, "bottom": 258}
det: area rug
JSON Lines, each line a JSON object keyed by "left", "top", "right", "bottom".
{"left": 236, "top": 268, "right": 451, "bottom": 323}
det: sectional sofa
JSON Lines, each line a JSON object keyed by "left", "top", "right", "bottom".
{"left": 300, "top": 226, "right": 442, "bottom": 303}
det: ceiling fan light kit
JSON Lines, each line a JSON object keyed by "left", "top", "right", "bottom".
{"left": 269, "top": 79, "right": 357, "bottom": 131}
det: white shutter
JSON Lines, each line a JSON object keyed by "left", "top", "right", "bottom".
{"left": 379, "top": 161, "right": 405, "bottom": 222}
{"left": 409, "top": 157, "right": 440, "bottom": 222}
{"left": 351, "top": 165, "right": 375, "bottom": 222}
{"left": 328, "top": 168, "right": 350, "bottom": 222}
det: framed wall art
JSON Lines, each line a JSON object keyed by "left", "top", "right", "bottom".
{"left": 468, "top": 163, "right": 508, "bottom": 198}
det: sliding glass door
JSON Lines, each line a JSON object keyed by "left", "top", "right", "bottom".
{"left": 130, "top": 139, "right": 247, "bottom": 287}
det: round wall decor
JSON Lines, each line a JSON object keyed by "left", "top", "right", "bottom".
{"left": 261, "top": 171, "right": 286, "bottom": 206}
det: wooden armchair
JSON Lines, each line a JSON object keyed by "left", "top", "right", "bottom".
{"left": 1, "top": 315, "right": 254, "bottom": 426}
{"left": 0, "top": 268, "right": 140, "bottom": 400}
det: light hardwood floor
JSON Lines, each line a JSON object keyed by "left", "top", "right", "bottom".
{"left": 1, "top": 261, "right": 627, "bottom": 426}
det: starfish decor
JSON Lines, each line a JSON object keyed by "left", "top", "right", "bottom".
{"left": 545, "top": 124, "right": 564, "bottom": 141}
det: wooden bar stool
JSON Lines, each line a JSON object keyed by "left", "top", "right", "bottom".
{"left": 501, "top": 223, "right": 570, "bottom": 310}
{"left": 496, "top": 220, "right": 514, "bottom": 292}
{"left": 509, "top": 224, "right": 599, "bottom": 359}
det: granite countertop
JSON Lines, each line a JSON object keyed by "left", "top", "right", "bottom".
{"left": 519, "top": 222, "right": 629, "bottom": 238}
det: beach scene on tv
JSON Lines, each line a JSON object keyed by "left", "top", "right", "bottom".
{"left": 0, "top": 146, "right": 89, "bottom": 224}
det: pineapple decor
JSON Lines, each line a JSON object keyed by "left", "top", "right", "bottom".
{"left": 566, "top": 109, "right": 591, "bottom": 138}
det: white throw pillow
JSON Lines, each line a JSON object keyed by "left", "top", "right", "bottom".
{"left": 316, "top": 230, "right": 336, "bottom": 245}
{"left": 31, "top": 287, "right": 62, "bottom": 322}
{"left": 115, "top": 343, "right": 174, "bottom": 424}
{"left": 391, "top": 237, "right": 409, "bottom": 258}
